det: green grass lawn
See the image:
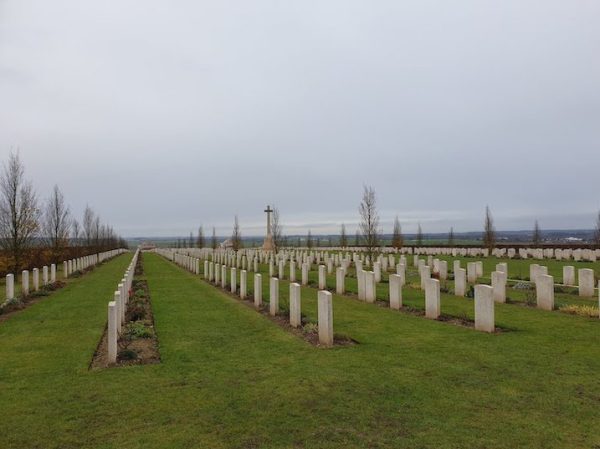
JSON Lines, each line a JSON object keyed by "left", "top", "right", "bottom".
{"left": 1, "top": 252, "right": 599, "bottom": 448}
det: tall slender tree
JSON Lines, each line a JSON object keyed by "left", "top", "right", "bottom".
{"left": 0, "top": 152, "right": 40, "bottom": 272}
{"left": 391, "top": 216, "right": 403, "bottom": 249}
{"left": 532, "top": 220, "right": 542, "bottom": 246}
{"left": 231, "top": 215, "right": 243, "bottom": 251}
{"left": 340, "top": 223, "right": 348, "bottom": 248}
{"left": 271, "top": 206, "right": 282, "bottom": 252}
{"left": 483, "top": 206, "right": 496, "bottom": 250}
{"left": 71, "top": 219, "right": 81, "bottom": 246}
{"left": 307, "top": 230, "right": 313, "bottom": 249}
{"left": 43, "top": 185, "right": 71, "bottom": 259}
{"left": 196, "top": 225, "right": 205, "bottom": 248}
{"left": 358, "top": 185, "right": 380, "bottom": 259}
{"left": 448, "top": 227, "right": 455, "bottom": 246}
{"left": 416, "top": 223, "right": 423, "bottom": 246}
{"left": 82, "top": 206, "right": 94, "bottom": 246}
{"left": 211, "top": 227, "right": 218, "bottom": 250}
{"left": 593, "top": 210, "right": 600, "bottom": 246}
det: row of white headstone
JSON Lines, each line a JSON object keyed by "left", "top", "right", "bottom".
{"left": 168, "top": 248, "right": 599, "bottom": 320}
{"left": 166, "top": 249, "right": 497, "bottom": 334}
{"left": 107, "top": 249, "right": 139, "bottom": 364}
{"left": 156, "top": 249, "right": 335, "bottom": 347}
{"left": 4, "top": 248, "right": 128, "bottom": 303}
{"left": 177, "top": 245, "right": 600, "bottom": 263}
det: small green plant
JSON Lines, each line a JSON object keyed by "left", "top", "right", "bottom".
{"left": 30, "top": 290, "right": 50, "bottom": 298}
{"left": 134, "top": 289, "right": 146, "bottom": 298}
{"left": 303, "top": 322, "right": 318, "bottom": 334}
{"left": 124, "top": 321, "right": 154, "bottom": 339}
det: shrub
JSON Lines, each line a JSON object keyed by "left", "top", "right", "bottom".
{"left": 559, "top": 304, "right": 599, "bottom": 318}
{"left": 0, "top": 297, "right": 23, "bottom": 313}
{"left": 124, "top": 321, "right": 154, "bottom": 339}
{"left": 29, "top": 290, "right": 50, "bottom": 298}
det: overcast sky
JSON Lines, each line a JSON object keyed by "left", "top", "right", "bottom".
{"left": 1, "top": 1, "right": 599, "bottom": 237}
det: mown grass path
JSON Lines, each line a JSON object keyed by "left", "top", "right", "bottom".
{"left": 1, "top": 252, "right": 599, "bottom": 448}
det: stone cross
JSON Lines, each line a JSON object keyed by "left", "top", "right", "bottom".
{"left": 264, "top": 205, "right": 273, "bottom": 236}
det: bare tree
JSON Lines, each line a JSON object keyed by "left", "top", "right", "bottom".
{"left": 416, "top": 223, "right": 423, "bottom": 246}
{"left": 0, "top": 152, "right": 40, "bottom": 272}
{"left": 483, "top": 206, "right": 496, "bottom": 250}
{"left": 271, "top": 206, "right": 282, "bottom": 252}
{"left": 43, "top": 185, "right": 71, "bottom": 259}
{"left": 306, "top": 230, "right": 313, "bottom": 249}
{"left": 391, "top": 216, "right": 403, "bottom": 249}
{"left": 93, "top": 216, "right": 101, "bottom": 247}
{"left": 532, "top": 220, "right": 542, "bottom": 246}
{"left": 231, "top": 215, "right": 243, "bottom": 251}
{"left": 593, "top": 210, "right": 600, "bottom": 246}
{"left": 340, "top": 223, "right": 348, "bottom": 248}
{"left": 196, "top": 225, "right": 204, "bottom": 248}
{"left": 82, "top": 205, "right": 95, "bottom": 246}
{"left": 211, "top": 227, "right": 218, "bottom": 250}
{"left": 358, "top": 185, "right": 380, "bottom": 259}
{"left": 448, "top": 227, "right": 455, "bottom": 246}
{"left": 71, "top": 219, "right": 81, "bottom": 246}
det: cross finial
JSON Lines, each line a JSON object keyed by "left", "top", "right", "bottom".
{"left": 264, "top": 205, "right": 273, "bottom": 214}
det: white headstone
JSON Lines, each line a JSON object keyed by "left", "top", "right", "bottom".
{"left": 578, "top": 269, "right": 594, "bottom": 297}
{"left": 21, "top": 270, "right": 30, "bottom": 296}
{"left": 269, "top": 277, "right": 279, "bottom": 316}
{"left": 318, "top": 290, "right": 333, "bottom": 347}
{"left": 6, "top": 274, "right": 14, "bottom": 300}
{"left": 365, "top": 271, "right": 376, "bottom": 303}
{"left": 289, "top": 283, "right": 301, "bottom": 327}
{"left": 537, "top": 274, "right": 554, "bottom": 310}
{"left": 474, "top": 285, "right": 495, "bottom": 333}
{"left": 563, "top": 266, "right": 575, "bottom": 286}
{"left": 491, "top": 271, "right": 506, "bottom": 303}
{"left": 389, "top": 274, "right": 402, "bottom": 310}
{"left": 254, "top": 274, "right": 262, "bottom": 308}
{"left": 107, "top": 301, "right": 118, "bottom": 364}
{"left": 32, "top": 268, "right": 39, "bottom": 292}
{"left": 231, "top": 267, "right": 237, "bottom": 294}
{"left": 336, "top": 267, "right": 345, "bottom": 294}
{"left": 318, "top": 265, "right": 326, "bottom": 290}
{"left": 240, "top": 270, "right": 247, "bottom": 299}
{"left": 425, "top": 278, "right": 440, "bottom": 319}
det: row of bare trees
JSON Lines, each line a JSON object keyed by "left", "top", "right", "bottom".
{"left": 356, "top": 187, "right": 600, "bottom": 256}
{"left": 0, "top": 152, "right": 126, "bottom": 273}
{"left": 183, "top": 187, "right": 600, "bottom": 256}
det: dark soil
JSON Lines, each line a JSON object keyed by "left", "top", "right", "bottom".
{"left": 90, "top": 253, "right": 161, "bottom": 369}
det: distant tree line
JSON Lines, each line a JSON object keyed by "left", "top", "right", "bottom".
{"left": 0, "top": 151, "right": 127, "bottom": 273}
